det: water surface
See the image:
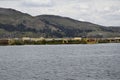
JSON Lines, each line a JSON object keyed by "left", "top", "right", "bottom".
{"left": 0, "top": 43, "right": 120, "bottom": 80}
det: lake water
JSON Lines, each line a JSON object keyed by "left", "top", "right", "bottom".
{"left": 0, "top": 43, "right": 120, "bottom": 80}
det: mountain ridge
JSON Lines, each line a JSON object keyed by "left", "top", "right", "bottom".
{"left": 0, "top": 7, "right": 120, "bottom": 38}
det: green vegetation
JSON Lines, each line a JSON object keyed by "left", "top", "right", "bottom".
{"left": 0, "top": 38, "right": 119, "bottom": 45}
{"left": 10, "top": 40, "right": 24, "bottom": 45}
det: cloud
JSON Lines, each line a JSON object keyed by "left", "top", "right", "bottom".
{"left": 22, "top": 0, "right": 53, "bottom": 7}
{"left": 0, "top": 0, "right": 17, "bottom": 1}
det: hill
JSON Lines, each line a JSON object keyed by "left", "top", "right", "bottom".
{"left": 0, "top": 7, "right": 120, "bottom": 38}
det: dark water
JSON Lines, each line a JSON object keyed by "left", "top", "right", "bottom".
{"left": 0, "top": 43, "right": 120, "bottom": 80}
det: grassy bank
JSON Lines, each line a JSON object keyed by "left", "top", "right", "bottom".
{"left": 0, "top": 37, "right": 120, "bottom": 45}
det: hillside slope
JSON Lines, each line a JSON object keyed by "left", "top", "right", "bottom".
{"left": 0, "top": 8, "right": 120, "bottom": 38}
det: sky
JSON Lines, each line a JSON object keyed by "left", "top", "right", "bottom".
{"left": 0, "top": 0, "right": 120, "bottom": 26}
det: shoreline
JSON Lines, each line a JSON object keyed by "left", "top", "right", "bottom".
{"left": 0, "top": 43, "right": 119, "bottom": 46}
{"left": 0, "top": 37, "right": 120, "bottom": 45}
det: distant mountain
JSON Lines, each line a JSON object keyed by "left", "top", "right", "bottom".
{"left": 0, "top": 7, "right": 120, "bottom": 38}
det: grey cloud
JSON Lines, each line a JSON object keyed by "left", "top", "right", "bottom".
{"left": 0, "top": 0, "right": 22, "bottom": 1}
{"left": 103, "top": 14, "right": 120, "bottom": 20}
{"left": 22, "top": 0, "right": 53, "bottom": 7}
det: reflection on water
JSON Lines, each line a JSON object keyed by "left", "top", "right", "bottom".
{"left": 0, "top": 43, "right": 120, "bottom": 80}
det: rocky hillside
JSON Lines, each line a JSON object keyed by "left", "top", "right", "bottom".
{"left": 0, "top": 7, "right": 120, "bottom": 38}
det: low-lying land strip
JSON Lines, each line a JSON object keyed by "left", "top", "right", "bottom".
{"left": 0, "top": 37, "right": 120, "bottom": 45}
